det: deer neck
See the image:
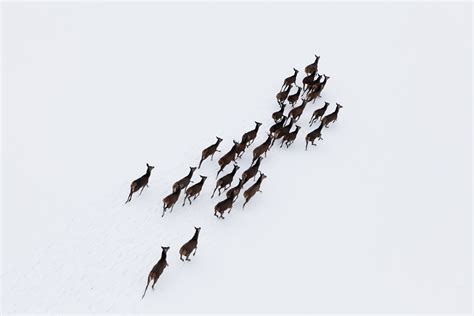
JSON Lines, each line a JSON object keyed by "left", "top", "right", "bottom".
{"left": 187, "top": 169, "right": 194, "bottom": 179}
{"left": 160, "top": 250, "right": 167, "bottom": 261}
{"left": 192, "top": 230, "right": 200, "bottom": 241}
{"left": 231, "top": 167, "right": 238, "bottom": 176}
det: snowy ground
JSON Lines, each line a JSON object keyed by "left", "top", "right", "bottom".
{"left": 1, "top": 2, "right": 472, "bottom": 314}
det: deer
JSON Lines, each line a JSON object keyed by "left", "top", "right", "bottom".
{"left": 269, "top": 115, "right": 287, "bottom": 135}
{"left": 305, "top": 54, "right": 320, "bottom": 75}
{"left": 179, "top": 227, "right": 201, "bottom": 261}
{"left": 172, "top": 167, "right": 196, "bottom": 192}
{"left": 302, "top": 71, "right": 316, "bottom": 92}
{"left": 287, "top": 85, "right": 302, "bottom": 107}
{"left": 233, "top": 139, "right": 247, "bottom": 160}
{"left": 288, "top": 98, "right": 309, "bottom": 122}
{"left": 272, "top": 118, "right": 294, "bottom": 146}
{"left": 182, "top": 175, "right": 207, "bottom": 206}
{"left": 243, "top": 172, "right": 267, "bottom": 209}
{"left": 214, "top": 196, "right": 235, "bottom": 219}
{"left": 216, "top": 141, "right": 238, "bottom": 178}
{"left": 241, "top": 121, "right": 262, "bottom": 148}
{"left": 306, "top": 74, "right": 323, "bottom": 94}
{"left": 321, "top": 103, "right": 343, "bottom": 128}
{"left": 198, "top": 136, "right": 223, "bottom": 169}
{"left": 280, "top": 125, "right": 301, "bottom": 148}
{"left": 252, "top": 132, "right": 273, "bottom": 162}
{"left": 226, "top": 178, "right": 244, "bottom": 202}
{"left": 305, "top": 86, "right": 321, "bottom": 104}
{"left": 305, "top": 121, "right": 324, "bottom": 150}
{"left": 280, "top": 68, "right": 299, "bottom": 91}
{"left": 125, "top": 163, "right": 155, "bottom": 204}
{"left": 241, "top": 156, "right": 263, "bottom": 186}
{"left": 272, "top": 104, "right": 286, "bottom": 123}
{"left": 276, "top": 84, "right": 292, "bottom": 105}
{"left": 211, "top": 164, "right": 239, "bottom": 198}
{"left": 162, "top": 187, "right": 181, "bottom": 217}
{"left": 309, "top": 102, "right": 330, "bottom": 126}
{"left": 141, "top": 246, "right": 169, "bottom": 299}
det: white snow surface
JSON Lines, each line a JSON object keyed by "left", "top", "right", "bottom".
{"left": 2, "top": 2, "right": 472, "bottom": 314}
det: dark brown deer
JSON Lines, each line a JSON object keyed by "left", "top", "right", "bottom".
{"left": 172, "top": 166, "right": 196, "bottom": 191}
{"left": 276, "top": 84, "right": 292, "bottom": 105}
{"left": 179, "top": 227, "right": 201, "bottom": 261}
{"left": 272, "top": 118, "right": 294, "bottom": 146}
{"left": 211, "top": 164, "right": 239, "bottom": 198}
{"left": 288, "top": 98, "right": 308, "bottom": 122}
{"left": 162, "top": 187, "right": 181, "bottom": 217}
{"left": 309, "top": 102, "right": 330, "bottom": 126}
{"left": 305, "top": 55, "right": 320, "bottom": 75}
{"left": 198, "top": 136, "right": 223, "bottom": 169}
{"left": 233, "top": 139, "right": 247, "bottom": 160}
{"left": 272, "top": 104, "right": 286, "bottom": 123}
{"left": 302, "top": 71, "right": 316, "bottom": 92}
{"left": 226, "top": 178, "right": 244, "bottom": 202}
{"left": 214, "top": 196, "right": 235, "bottom": 219}
{"left": 141, "top": 246, "right": 169, "bottom": 299}
{"left": 280, "top": 68, "right": 299, "bottom": 91}
{"left": 269, "top": 115, "right": 287, "bottom": 135}
{"left": 321, "top": 103, "right": 343, "bottom": 128}
{"left": 280, "top": 125, "right": 301, "bottom": 148}
{"left": 243, "top": 172, "right": 267, "bottom": 209}
{"left": 241, "top": 156, "right": 263, "bottom": 185}
{"left": 305, "top": 121, "right": 324, "bottom": 150}
{"left": 241, "top": 121, "right": 262, "bottom": 148}
{"left": 252, "top": 132, "right": 273, "bottom": 162}
{"left": 216, "top": 142, "right": 238, "bottom": 178}
{"left": 287, "top": 85, "right": 302, "bottom": 107}
{"left": 125, "top": 163, "right": 155, "bottom": 204}
{"left": 182, "top": 175, "right": 207, "bottom": 206}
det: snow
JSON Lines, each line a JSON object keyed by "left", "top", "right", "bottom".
{"left": 2, "top": 2, "right": 472, "bottom": 313}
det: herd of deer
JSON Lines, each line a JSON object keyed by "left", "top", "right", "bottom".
{"left": 126, "top": 54, "right": 343, "bottom": 298}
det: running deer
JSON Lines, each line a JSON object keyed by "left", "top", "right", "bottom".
{"left": 162, "top": 187, "right": 181, "bottom": 217}
{"left": 172, "top": 167, "right": 196, "bottom": 191}
{"left": 321, "top": 103, "right": 343, "bottom": 128}
{"left": 309, "top": 102, "right": 330, "bottom": 126}
{"left": 226, "top": 178, "right": 244, "bottom": 202}
{"left": 141, "top": 246, "right": 169, "bottom": 299}
{"left": 179, "top": 227, "right": 201, "bottom": 261}
{"left": 198, "top": 136, "right": 223, "bottom": 169}
{"left": 276, "top": 84, "right": 292, "bottom": 105}
{"left": 272, "top": 104, "right": 286, "bottom": 123}
{"left": 280, "top": 125, "right": 301, "bottom": 148}
{"left": 214, "top": 196, "right": 235, "bottom": 219}
{"left": 302, "top": 71, "right": 316, "bottom": 92}
{"left": 280, "top": 68, "right": 299, "bottom": 91}
{"left": 216, "top": 142, "right": 238, "bottom": 178}
{"left": 305, "top": 55, "right": 320, "bottom": 75}
{"left": 233, "top": 139, "right": 247, "bottom": 160}
{"left": 241, "top": 121, "right": 262, "bottom": 148}
{"left": 305, "top": 121, "right": 324, "bottom": 150}
{"left": 288, "top": 99, "right": 309, "bottom": 122}
{"left": 125, "top": 163, "right": 155, "bottom": 204}
{"left": 182, "top": 175, "right": 207, "bottom": 206}
{"left": 243, "top": 172, "right": 267, "bottom": 209}
{"left": 211, "top": 164, "right": 239, "bottom": 198}
{"left": 272, "top": 118, "right": 294, "bottom": 146}
{"left": 252, "top": 132, "right": 273, "bottom": 162}
{"left": 269, "top": 115, "right": 287, "bottom": 135}
{"left": 241, "top": 156, "right": 263, "bottom": 186}
{"left": 287, "top": 85, "right": 302, "bottom": 107}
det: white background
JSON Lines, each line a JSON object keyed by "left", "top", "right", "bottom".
{"left": 2, "top": 2, "right": 472, "bottom": 313}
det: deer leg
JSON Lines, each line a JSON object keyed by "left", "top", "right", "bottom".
{"left": 151, "top": 276, "right": 158, "bottom": 290}
{"left": 139, "top": 185, "right": 146, "bottom": 196}
{"left": 162, "top": 205, "right": 166, "bottom": 217}
{"left": 186, "top": 254, "right": 191, "bottom": 261}
{"left": 211, "top": 185, "right": 218, "bottom": 198}
{"left": 228, "top": 206, "right": 232, "bottom": 214}
{"left": 198, "top": 157, "right": 204, "bottom": 169}
{"left": 218, "top": 187, "right": 222, "bottom": 196}
{"left": 170, "top": 204, "right": 174, "bottom": 213}
{"left": 188, "top": 196, "right": 193, "bottom": 205}
{"left": 193, "top": 247, "right": 197, "bottom": 256}
{"left": 216, "top": 168, "right": 223, "bottom": 179}
{"left": 182, "top": 194, "right": 188, "bottom": 207}
{"left": 180, "top": 254, "right": 184, "bottom": 261}
{"left": 125, "top": 192, "right": 133, "bottom": 204}
{"left": 242, "top": 199, "right": 248, "bottom": 209}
